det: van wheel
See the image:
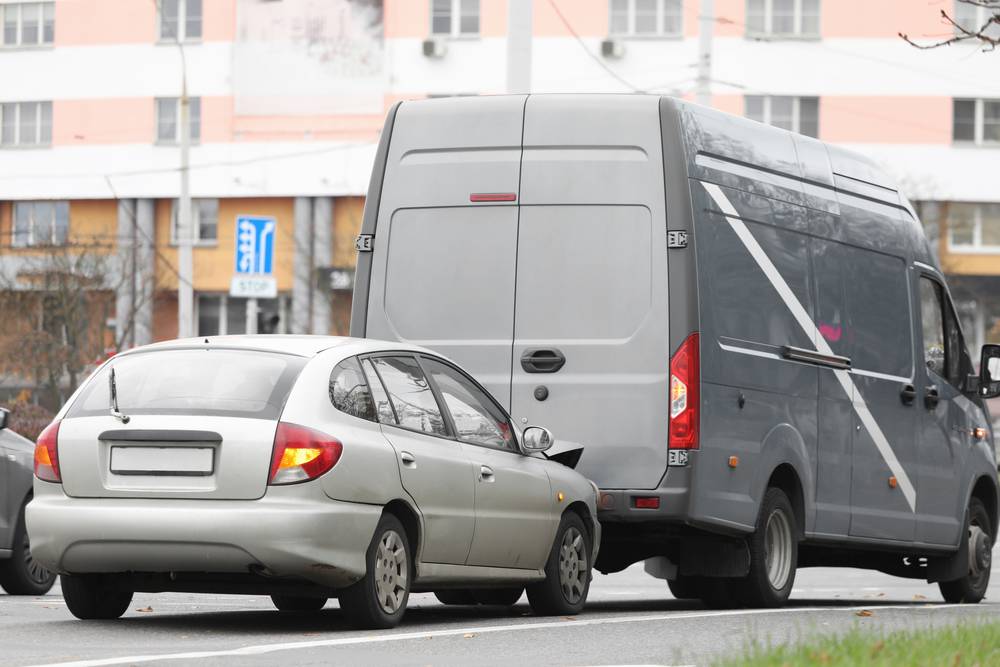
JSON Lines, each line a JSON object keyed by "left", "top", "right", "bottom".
{"left": 61, "top": 575, "right": 133, "bottom": 620}
{"left": 737, "top": 487, "right": 797, "bottom": 608}
{"left": 339, "top": 513, "right": 411, "bottom": 629}
{"left": 939, "top": 497, "right": 992, "bottom": 604}
{"left": 667, "top": 576, "right": 700, "bottom": 600}
{"left": 270, "top": 595, "right": 327, "bottom": 612}
{"left": 0, "top": 503, "right": 56, "bottom": 596}
{"left": 527, "top": 512, "right": 591, "bottom": 616}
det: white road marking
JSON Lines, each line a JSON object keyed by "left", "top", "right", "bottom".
{"left": 25, "top": 603, "right": 968, "bottom": 667}
{"left": 701, "top": 181, "right": 917, "bottom": 511}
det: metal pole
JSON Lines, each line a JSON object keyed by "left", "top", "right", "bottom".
{"left": 506, "top": 0, "right": 533, "bottom": 94}
{"left": 246, "top": 297, "right": 259, "bottom": 335}
{"left": 696, "top": 0, "right": 714, "bottom": 107}
{"left": 177, "top": 53, "right": 194, "bottom": 338}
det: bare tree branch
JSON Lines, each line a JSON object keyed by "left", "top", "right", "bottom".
{"left": 900, "top": 2, "right": 1000, "bottom": 52}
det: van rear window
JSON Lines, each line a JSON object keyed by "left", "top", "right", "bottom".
{"left": 67, "top": 349, "right": 307, "bottom": 420}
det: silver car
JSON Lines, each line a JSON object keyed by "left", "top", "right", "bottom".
{"left": 27, "top": 336, "right": 599, "bottom": 628}
{"left": 0, "top": 410, "right": 56, "bottom": 595}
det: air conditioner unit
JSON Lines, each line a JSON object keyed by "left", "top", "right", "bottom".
{"left": 601, "top": 39, "right": 625, "bottom": 59}
{"left": 422, "top": 38, "right": 447, "bottom": 59}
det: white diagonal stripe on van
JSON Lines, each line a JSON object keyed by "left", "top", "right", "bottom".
{"left": 701, "top": 181, "right": 917, "bottom": 512}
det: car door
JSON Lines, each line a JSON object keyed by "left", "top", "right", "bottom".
{"left": 361, "top": 355, "right": 476, "bottom": 565}
{"left": 419, "top": 356, "right": 555, "bottom": 570}
{"left": 0, "top": 433, "right": 11, "bottom": 548}
{"left": 915, "top": 274, "right": 973, "bottom": 546}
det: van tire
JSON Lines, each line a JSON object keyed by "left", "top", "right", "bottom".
{"left": 0, "top": 503, "right": 56, "bottom": 596}
{"left": 338, "top": 513, "right": 411, "bottom": 629}
{"left": 667, "top": 576, "right": 700, "bottom": 600}
{"left": 434, "top": 590, "right": 477, "bottom": 605}
{"left": 939, "top": 497, "right": 992, "bottom": 604}
{"left": 737, "top": 487, "right": 797, "bottom": 608}
{"left": 61, "top": 575, "right": 133, "bottom": 620}
{"left": 527, "top": 512, "right": 591, "bottom": 616}
{"left": 270, "top": 595, "right": 327, "bottom": 612}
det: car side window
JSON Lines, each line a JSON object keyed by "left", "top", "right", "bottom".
{"left": 361, "top": 358, "right": 398, "bottom": 425}
{"left": 370, "top": 356, "right": 449, "bottom": 437}
{"left": 919, "top": 277, "right": 947, "bottom": 378}
{"left": 329, "top": 357, "right": 376, "bottom": 421}
{"left": 421, "top": 357, "right": 515, "bottom": 450}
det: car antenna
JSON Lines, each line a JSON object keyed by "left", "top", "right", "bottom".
{"left": 109, "top": 366, "right": 130, "bottom": 424}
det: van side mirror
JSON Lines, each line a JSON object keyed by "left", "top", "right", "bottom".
{"left": 979, "top": 345, "right": 1000, "bottom": 399}
{"left": 521, "top": 426, "right": 554, "bottom": 453}
{"left": 0, "top": 408, "right": 8, "bottom": 430}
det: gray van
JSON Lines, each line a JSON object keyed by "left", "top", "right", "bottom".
{"left": 351, "top": 95, "right": 999, "bottom": 607}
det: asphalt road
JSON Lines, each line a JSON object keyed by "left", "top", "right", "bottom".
{"left": 2, "top": 547, "right": 998, "bottom": 667}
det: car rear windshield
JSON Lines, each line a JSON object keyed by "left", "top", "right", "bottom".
{"left": 67, "top": 348, "right": 308, "bottom": 420}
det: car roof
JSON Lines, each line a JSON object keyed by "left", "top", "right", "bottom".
{"left": 118, "top": 335, "right": 433, "bottom": 359}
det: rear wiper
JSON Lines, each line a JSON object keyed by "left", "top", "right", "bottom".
{"left": 109, "top": 366, "right": 130, "bottom": 424}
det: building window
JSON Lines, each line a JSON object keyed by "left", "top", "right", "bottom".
{"left": 954, "top": 1, "right": 1000, "bottom": 39}
{"left": 746, "top": 0, "right": 820, "bottom": 38}
{"left": 155, "top": 97, "right": 201, "bottom": 144}
{"left": 0, "top": 101, "right": 52, "bottom": 147}
{"left": 197, "top": 294, "right": 288, "bottom": 336}
{"left": 948, "top": 202, "right": 1000, "bottom": 251}
{"left": 745, "top": 95, "right": 819, "bottom": 137}
{"left": 1, "top": 2, "right": 54, "bottom": 47}
{"left": 159, "top": 0, "right": 202, "bottom": 42}
{"left": 12, "top": 201, "right": 69, "bottom": 247}
{"left": 953, "top": 99, "right": 1000, "bottom": 145}
{"left": 431, "top": 0, "right": 479, "bottom": 37}
{"left": 609, "top": 0, "right": 683, "bottom": 37}
{"left": 171, "top": 198, "right": 218, "bottom": 245}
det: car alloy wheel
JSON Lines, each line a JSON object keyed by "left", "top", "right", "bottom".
{"left": 558, "top": 526, "right": 588, "bottom": 605}
{"left": 374, "top": 529, "right": 408, "bottom": 615}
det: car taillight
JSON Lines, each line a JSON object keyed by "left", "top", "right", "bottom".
{"left": 669, "top": 333, "right": 699, "bottom": 450}
{"left": 34, "top": 420, "right": 61, "bottom": 483}
{"left": 268, "top": 422, "right": 343, "bottom": 485}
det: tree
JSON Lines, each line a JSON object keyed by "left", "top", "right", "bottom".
{"left": 900, "top": 1, "right": 1000, "bottom": 51}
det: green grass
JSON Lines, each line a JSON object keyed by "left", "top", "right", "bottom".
{"left": 717, "top": 620, "right": 1000, "bottom": 667}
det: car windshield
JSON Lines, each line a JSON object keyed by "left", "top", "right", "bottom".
{"left": 67, "top": 348, "right": 307, "bottom": 420}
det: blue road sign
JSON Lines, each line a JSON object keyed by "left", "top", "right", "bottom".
{"left": 234, "top": 215, "right": 276, "bottom": 275}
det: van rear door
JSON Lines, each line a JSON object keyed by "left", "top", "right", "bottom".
{"left": 364, "top": 96, "right": 526, "bottom": 405}
{"left": 512, "top": 96, "right": 670, "bottom": 489}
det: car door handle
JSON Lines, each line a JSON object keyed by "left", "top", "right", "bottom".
{"left": 925, "top": 385, "right": 940, "bottom": 410}
{"left": 479, "top": 465, "right": 495, "bottom": 482}
{"left": 521, "top": 348, "right": 566, "bottom": 374}
{"left": 900, "top": 383, "right": 917, "bottom": 406}
{"left": 400, "top": 451, "right": 416, "bottom": 467}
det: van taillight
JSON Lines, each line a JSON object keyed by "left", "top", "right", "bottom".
{"left": 268, "top": 422, "right": 343, "bottom": 485}
{"left": 34, "top": 420, "right": 61, "bottom": 483}
{"left": 669, "top": 333, "right": 699, "bottom": 450}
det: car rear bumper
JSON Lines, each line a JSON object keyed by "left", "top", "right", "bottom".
{"left": 25, "top": 482, "right": 382, "bottom": 589}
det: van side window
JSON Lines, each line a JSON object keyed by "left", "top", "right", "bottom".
{"left": 919, "top": 278, "right": 947, "bottom": 378}
{"left": 420, "top": 357, "right": 516, "bottom": 450}
{"left": 361, "top": 358, "right": 398, "bottom": 425}
{"left": 371, "top": 356, "right": 449, "bottom": 437}
{"left": 329, "top": 357, "right": 375, "bottom": 421}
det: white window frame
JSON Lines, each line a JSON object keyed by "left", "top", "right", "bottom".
{"left": 155, "top": 96, "right": 200, "bottom": 145}
{"left": 608, "top": 0, "right": 684, "bottom": 38}
{"left": 0, "top": 2, "right": 55, "bottom": 48}
{"left": 170, "top": 197, "right": 218, "bottom": 246}
{"left": 11, "top": 200, "right": 69, "bottom": 247}
{"left": 746, "top": 0, "right": 820, "bottom": 39}
{"left": 744, "top": 95, "right": 819, "bottom": 137}
{"left": 947, "top": 203, "right": 1000, "bottom": 254}
{"left": 0, "top": 101, "right": 52, "bottom": 148}
{"left": 157, "top": 0, "right": 202, "bottom": 43}
{"left": 953, "top": 98, "right": 1000, "bottom": 146}
{"left": 430, "top": 0, "right": 480, "bottom": 38}
{"left": 196, "top": 293, "right": 290, "bottom": 336}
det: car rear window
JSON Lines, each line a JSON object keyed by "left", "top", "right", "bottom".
{"left": 67, "top": 348, "right": 307, "bottom": 420}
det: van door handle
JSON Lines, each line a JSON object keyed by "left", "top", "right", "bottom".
{"left": 900, "top": 384, "right": 917, "bottom": 406}
{"left": 925, "top": 385, "right": 940, "bottom": 410}
{"left": 400, "top": 451, "right": 416, "bottom": 467}
{"left": 521, "top": 349, "right": 566, "bottom": 374}
{"left": 479, "top": 465, "right": 495, "bottom": 482}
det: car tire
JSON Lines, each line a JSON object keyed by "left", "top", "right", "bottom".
{"left": 338, "top": 513, "right": 411, "bottom": 629}
{"left": 735, "top": 487, "right": 797, "bottom": 608}
{"left": 0, "top": 502, "right": 57, "bottom": 596}
{"left": 270, "top": 595, "right": 328, "bottom": 612}
{"left": 527, "top": 512, "right": 591, "bottom": 616}
{"left": 939, "top": 497, "right": 992, "bottom": 604}
{"left": 61, "top": 575, "right": 133, "bottom": 620}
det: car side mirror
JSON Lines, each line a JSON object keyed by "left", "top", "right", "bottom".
{"left": 979, "top": 344, "right": 1000, "bottom": 399}
{"left": 0, "top": 408, "right": 8, "bottom": 430}
{"left": 521, "top": 426, "right": 554, "bottom": 453}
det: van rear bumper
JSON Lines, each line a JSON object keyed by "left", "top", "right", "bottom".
{"left": 595, "top": 486, "right": 691, "bottom": 522}
{"left": 25, "top": 482, "right": 382, "bottom": 589}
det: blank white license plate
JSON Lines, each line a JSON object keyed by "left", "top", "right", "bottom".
{"left": 110, "top": 447, "right": 215, "bottom": 476}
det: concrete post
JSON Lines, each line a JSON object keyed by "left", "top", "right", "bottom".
{"left": 134, "top": 199, "right": 156, "bottom": 346}
{"left": 291, "top": 197, "right": 314, "bottom": 334}
{"left": 114, "top": 199, "right": 136, "bottom": 350}
{"left": 311, "top": 196, "right": 333, "bottom": 335}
